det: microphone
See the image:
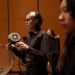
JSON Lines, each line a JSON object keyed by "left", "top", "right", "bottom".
{"left": 8, "top": 32, "right": 20, "bottom": 45}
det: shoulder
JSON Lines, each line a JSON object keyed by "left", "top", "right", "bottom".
{"left": 37, "top": 30, "right": 47, "bottom": 36}
{"left": 39, "top": 30, "right": 46, "bottom": 34}
{"left": 36, "top": 30, "right": 49, "bottom": 40}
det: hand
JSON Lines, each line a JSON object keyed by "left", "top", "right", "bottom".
{"left": 6, "top": 43, "right": 15, "bottom": 50}
{"left": 15, "top": 41, "right": 29, "bottom": 50}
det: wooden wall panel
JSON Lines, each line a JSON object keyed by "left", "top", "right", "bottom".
{"left": 39, "top": 0, "right": 66, "bottom": 50}
{"left": 0, "top": 0, "right": 9, "bottom": 73}
{"left": 39, "top": 0, "right": 60, "bottom": 17}
{"left": 0, "top": 0, "right": 66, "bottom": 72}
{"left": 0, "top": 0, "right": 8, "bottom": 45}
{"left": 9, "top": 0, "right": 38, "bottom": 71}
{"left": 0, "top": 0, "right": 8, "bottom": 20}
{"left": 9, "top": 0, "right": 38, "bottom": 20}
{"left": 9, "top": 20, "right": 29, "bottom": 36}
{"left": 0, "top": 21, "right": 8, "bottom": 45}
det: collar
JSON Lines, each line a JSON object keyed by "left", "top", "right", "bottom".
{"left": 29, "top": 29, "right": 41, "bottom": 37}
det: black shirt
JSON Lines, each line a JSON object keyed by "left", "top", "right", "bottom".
{"left": 11, "top": 29, "right": 50, "bottom": 65}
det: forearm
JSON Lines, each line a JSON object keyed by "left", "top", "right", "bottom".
{"left": 11, "top": 47, "right": 25, "bottom": 58}
{"left": 26, "top": 46, "right": 48, "bottom": 64}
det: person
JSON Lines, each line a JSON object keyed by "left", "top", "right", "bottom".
{"left": 46, "top": 28, "right": 60, "bottom": 50}
{"left": 6, "top": 11, "right": 50, "bottom": 75}
{"left": 46, "top": 28, "right": 60, "bottom": 75}
{"left": 58, "top": 0, "right": 75, "bottom": 75}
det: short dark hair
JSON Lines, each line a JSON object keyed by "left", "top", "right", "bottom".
{"left": 34, "top": 12, "right": 43, "bottom": 27}
{"left": 25, "top": 11, "right": 43, "bottom": 27}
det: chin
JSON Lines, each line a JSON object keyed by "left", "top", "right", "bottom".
{"left": 63, "top": 30, "right": 71, "bottom": 35}
{"left": 26, "top": 27, "right": 30, "bottom": 29}
{"left": 62, "top": 29, "right": 68, "bottom": 34}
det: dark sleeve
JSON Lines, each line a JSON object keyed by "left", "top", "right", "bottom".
{"left": 11, "top": 47, "right": 25, "bottom": 58}
{"left": 49, "top": 36, "right": 59, "bottom": 52}
{"left": 48, "top": 36, "right": 60, "bottom": 62}
{"left": 55, "top": 37, "right": 60, "bottom": 50}
{"left": 26, "top": 33, "right": 49, "bottom": 64}
{"left": 57, "top": 38, "right": 60, "bottom": 50}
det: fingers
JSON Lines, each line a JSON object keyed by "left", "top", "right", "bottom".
{"left": 6, "top": 41, "right": 28, "bottom": 50}
{"left": 6, "top": 43, "right": 10, "bottom": 50}
{"left": 15, "top": 41, "right": 24, "bottom": 47}
{"left": 6, "top": 43, "right": 15, "bottom": 50}
{"left": 15, "top": 41, "right": 28, "bottom": 50}
{"left": 14, "top": 42, "right": 23, "bottom": 50}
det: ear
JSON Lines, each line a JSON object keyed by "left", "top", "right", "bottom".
{"left": 35, "top": 19, "right": 38, "bottom": 23}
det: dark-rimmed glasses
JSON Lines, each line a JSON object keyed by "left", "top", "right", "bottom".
{"left": 25, "top": 18, "right": 35, "bottom": 22}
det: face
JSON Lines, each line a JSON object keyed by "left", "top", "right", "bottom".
{"left": 58, "top": 0, "right": 75, "bottom": 34}
{"left": 47, "top": 30, "right": 51, "bottom": 36}
{"left": 25, "top": 12, "right": 38, "bottom": 31}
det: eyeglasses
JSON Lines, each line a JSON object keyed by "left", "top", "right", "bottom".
{"left": 25, "top": 18, "right": 35, "bottom": 22}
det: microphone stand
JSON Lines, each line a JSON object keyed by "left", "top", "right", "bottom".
{"left": 18, "top": 59, "right": 25, "bottom": 75}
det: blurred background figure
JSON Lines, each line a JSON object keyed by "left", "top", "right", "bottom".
{"left": 47, "top": 28, "right": 60, "bottom": 50}
{"left": 46, "top": 28, "right": 60, "bottom": 75}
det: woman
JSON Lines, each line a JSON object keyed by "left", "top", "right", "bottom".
{"left": 6, "top": 11, "right": 50, "bottom": 75}
{"left": 46, "top": 28, "right": 60, "bottom": 50}
{"left": 47, "top": 28, "right": 55, "bottom": 37}
{"left": 58, "top": 0, "right": 75, "bottom": 75}
{"left": 46, "top": 28, "right": 60, "bottom": 75}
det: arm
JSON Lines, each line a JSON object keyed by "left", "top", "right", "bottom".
{"left": 26, "top": 33, "right": 50, "bottom": 64}
{"left": 11, "top": 47, "right": 25, "bottom": 58}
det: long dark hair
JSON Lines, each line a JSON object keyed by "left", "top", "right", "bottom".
{"left": 60, "top": 0, "right": 75, "bottom": 19}
{"left": 46, "top": 28, "right": 55, "bottom": 37}
{"left": 58, "top": 0, "right": 75, "bottom": 69}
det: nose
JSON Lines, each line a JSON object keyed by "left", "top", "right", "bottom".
{"left": 58, "top": 13, "right": 64, "bottom": 21}
{"left": 25, "top": 21, "right": 27, "bottom": 24}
